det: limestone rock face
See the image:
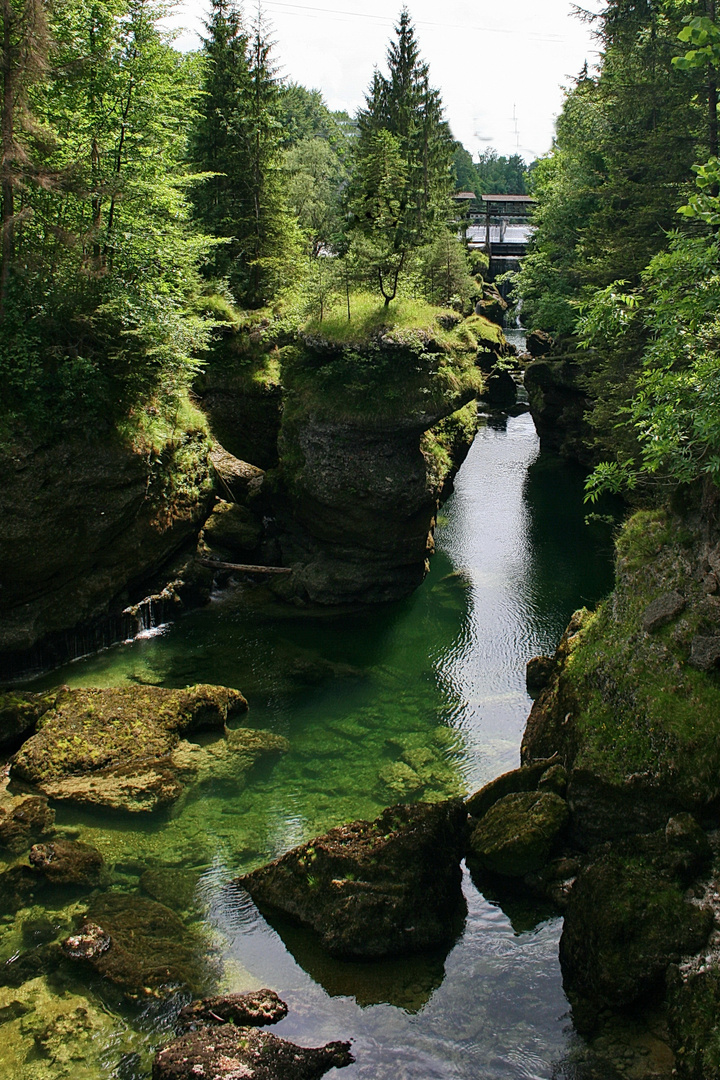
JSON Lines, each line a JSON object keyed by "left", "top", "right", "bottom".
{"left": 236, "top": 800, "right": 467, "bottom": 959}
{"left": 279, "top": 416, "right": 446, "bottom": 605}
{"left": 200, "top": 499, "right": 264, "bottom": 559}
{"left": 524, "top": 357, "right": 593, "bottom": 465}
{"left": 467, "top": 790, "right": 569, "bottom": 877}
{"left": 0, "top": 431, "right": 213, "bottom": 666}
{"left": 152, "top": 1025, "right": 354, "bottom": 1080}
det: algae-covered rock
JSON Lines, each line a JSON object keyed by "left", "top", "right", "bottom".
{"left": 560, "top": 851, "right": 713, "bottom": 1010}
{"left": 12, "top": 683, "right": 247, "bottom": 785}
{"left": 236, "top": 800, "right": 467, "bottom": 959}
{"left": 29, "top": 840, "right": 103, "bottom": 886}
{"left": 140, "top": 867, "right": 201, "bottom": 912}
{"left": 468, "top": 791, "right": 569, "bottom": 877}
{"left": 526, "top": 655, "right": 556, "bottom": 699}
{"left": 40, "top": 762, "right": 184, "bottom": 813}
{"left": 10, "top": 684, "right": 249, "bottom": 812}
{"left": 465, "top": 758, "right": 556, "bottom": 821}
{"left": 169, "top": 729, "right": 289, "bottom": 786}
{"left": 0, "top": 793, "right": 54, "bottom": 852}
{"left": 153, "top": 1025, "right": 353, "bottom": 1080}
{"left": 64, "top": 893, "right": 216, "bottom": 998}
{"left": 177, "top": 988, "right": 288, "bottom": 1030}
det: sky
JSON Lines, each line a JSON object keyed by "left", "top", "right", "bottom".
{"left": 171, "top": 0, "right": 605, "bottom": 162}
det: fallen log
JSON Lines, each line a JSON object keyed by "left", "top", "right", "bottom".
{"left": 198, "top": 557, "right": 292, "bottom": 576}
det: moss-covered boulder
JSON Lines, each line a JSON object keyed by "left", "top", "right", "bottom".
{"left": 467, "top": 790, "right": 569, "bottom": 877}
{"left": 236, "top": 800, "right": 467, "bottom": 959}
{"left": 63, "top": 893, "right": 216, "bottom": 999}
{"left": 152, "top": 1025, "right": 353, "bottom": 1080}
{"left": 10, "top": 684, "right": 249, "bottom": 812}
{"left": 199, "top": 499, "right": 264, "bottom": 558}
{"left": 465, "top": 758, "right": 557, "bottom": 821}
{"left": 560, "top": 850, "right": 713, "bottom": 1011}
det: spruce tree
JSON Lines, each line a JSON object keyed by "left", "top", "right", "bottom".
{"left": 348, "top": 7, "right": 454, "bottom": 304}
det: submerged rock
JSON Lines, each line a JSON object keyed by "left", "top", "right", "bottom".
{"left": 0, "top": 793, "right": 54, "bottom": 853}
{"left": 29, "top": 840, "right": 103, "bottom": 886}
{"left": 40, "top": 762, "right": 184, "bottom": 814}
{"left": 236, "top": 800, "right": 467, "bottom": 959}
{"left": 153, "top": 1025, "right": 354, "bottom": 1080}
{"left": 63, "top": 893, "right": 216, "bottom": 998}
{"left": 467, "top": 790, "right": 569, "bottom": 877}
{"left": 177, "top": 989, "right": 288, "bottom": 1030}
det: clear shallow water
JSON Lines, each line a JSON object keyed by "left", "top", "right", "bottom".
{"left": 6, "top": 412, "right": 619, "bottom": 1079}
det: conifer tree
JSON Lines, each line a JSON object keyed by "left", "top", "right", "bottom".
{"left": 348, "top": 7, "right": 454, "bottom": 304}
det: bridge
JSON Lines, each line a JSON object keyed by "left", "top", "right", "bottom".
{"left": 454, "top": 193, "right": 535, "bottom": 283}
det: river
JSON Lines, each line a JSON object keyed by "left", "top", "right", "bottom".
{"left": 5, "top": 410, "right": 618, "bottom": 1080}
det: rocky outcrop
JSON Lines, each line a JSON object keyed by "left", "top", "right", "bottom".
{"left": 153, "top": 1026, "right": 354, "bottom": 1080}
{"left": 524, "top": 355, "right": 593, "bottom": 465}
{"left": 0, "top": 429, "right": 214, "bottom": 671}
{"left": 273, "top": 319, "right": 486, "bottom": 606}
{"left": 236, "top": 800, "right": 467, "bottom": 959}
{"left": 468, "top": 790, "right": 569, "bottom": 877}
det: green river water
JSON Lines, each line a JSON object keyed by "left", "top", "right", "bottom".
{"left": 4, "top": 410, "right": 619, "bottom": 1080}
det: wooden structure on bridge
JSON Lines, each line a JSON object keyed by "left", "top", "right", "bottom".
{"left": 453, "top": 192, "right": 535, "bottom": 282}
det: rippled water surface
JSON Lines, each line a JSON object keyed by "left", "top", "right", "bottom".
{"left": 7, "top": 412, "right": 619, "bottom": 1079}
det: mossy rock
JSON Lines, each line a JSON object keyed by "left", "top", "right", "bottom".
{"left": 67, "top": 893, "right": 217, "bottom": 999}
{"left": 29, "top": 840, "right": 103, "bottom": 886}
{"left": 11, "top": 683, "right": 248, "bottom": 786}
{"left": 200, "top": 499, "right": 263, "bottom": 556}
{"left": 560, "top": 852, "right": 713, "bottom": 1010}
{"left": 236, "top": 800, "right": 467, "bottom": 959}
{"left": 466, "top": 759, "right": 556, "bottom": 821}
{"left": 667, "top": 965, "right": 720, "bottom": 1080}
{"left": 0, "top": 690, "right": 58, "bottom": 750}
{"left": 0, "top": 794, "right": 54, "bottom": 853}
{"left": 467, "top": 790, "right": 569, "bottom": 877}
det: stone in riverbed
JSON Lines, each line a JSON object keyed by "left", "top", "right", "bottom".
{"left": 0, "top": 690, "right": 58, "bottom": 750}
{"left": 467, "top": 790, "right": 569, "bottom": 877}
{"left": 465, "top": 758, "right": 556, "bottom": 821}
{"left": 63, "top": 893, "right": 216, "bottom": 999}
{"left": 29, "top": 839, "right": 103, "bottom": 886}
{"left": 526, "top": 655, "right": 557, "bottom": 699}
{"left": 152, "top": 1025, "right": 353, "bottom": 1080}
{"left": 177, "top": 989, "right": 288, "bottom": 1030}
{"left": 236, "top": 800, "right": 467, "bottom": 959}
{"left": 0, "top": 793, "right": 54, "bottom": 852}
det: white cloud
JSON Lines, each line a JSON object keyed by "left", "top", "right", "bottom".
{"left": 170, "top": 0, "right": 604, "bottom": 160}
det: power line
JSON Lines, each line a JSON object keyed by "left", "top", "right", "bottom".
{"left": 259, "top": 0, "right": 565, "bottom": 43}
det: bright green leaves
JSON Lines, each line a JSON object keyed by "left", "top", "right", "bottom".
{"left": 673, "top": 15, "right": 720, "bottom": 70}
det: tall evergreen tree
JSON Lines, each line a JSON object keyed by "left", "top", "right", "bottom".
{"left": 191, "top": 3, "right": 297, "bottom": 307}
{"left": 347, "top": 8, "right": 454, "bottom": 304}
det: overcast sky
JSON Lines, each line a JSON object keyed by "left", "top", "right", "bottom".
{"left": 171, "top": 0, "right": 605, "bottom": 161}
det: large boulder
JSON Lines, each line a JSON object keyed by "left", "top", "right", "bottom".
{"left": 178, "top": 989, "right": 288, "bottom": 1030}
{"left": 152, "top": 1025, "right": 353, "bottom": 1080}
{"left": 10, "top": 683, "right": 250, "bottom": 812}
{"left": 236, "top": 800, "right": 467, "bottom": 959}
{"left": 467, "top": 790, "right": 569, "bottom": 877}
{"left": 466, "top": 758, "right": 557, "bottom": 821}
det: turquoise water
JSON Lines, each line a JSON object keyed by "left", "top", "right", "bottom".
{"left": 5, "top": 412, "right": 619, "bottom": 1079}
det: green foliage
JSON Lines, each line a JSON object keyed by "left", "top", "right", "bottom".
{"left": 415, "top": 233, "right": 476, "bottom": 310}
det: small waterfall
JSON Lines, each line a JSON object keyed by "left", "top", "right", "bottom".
{"left": 0, "top": 581, "right": 184, "bottom": 684}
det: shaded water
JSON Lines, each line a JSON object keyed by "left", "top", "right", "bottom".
{"left": 4, "top": 412, "right": 619, "bottom": 1079}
